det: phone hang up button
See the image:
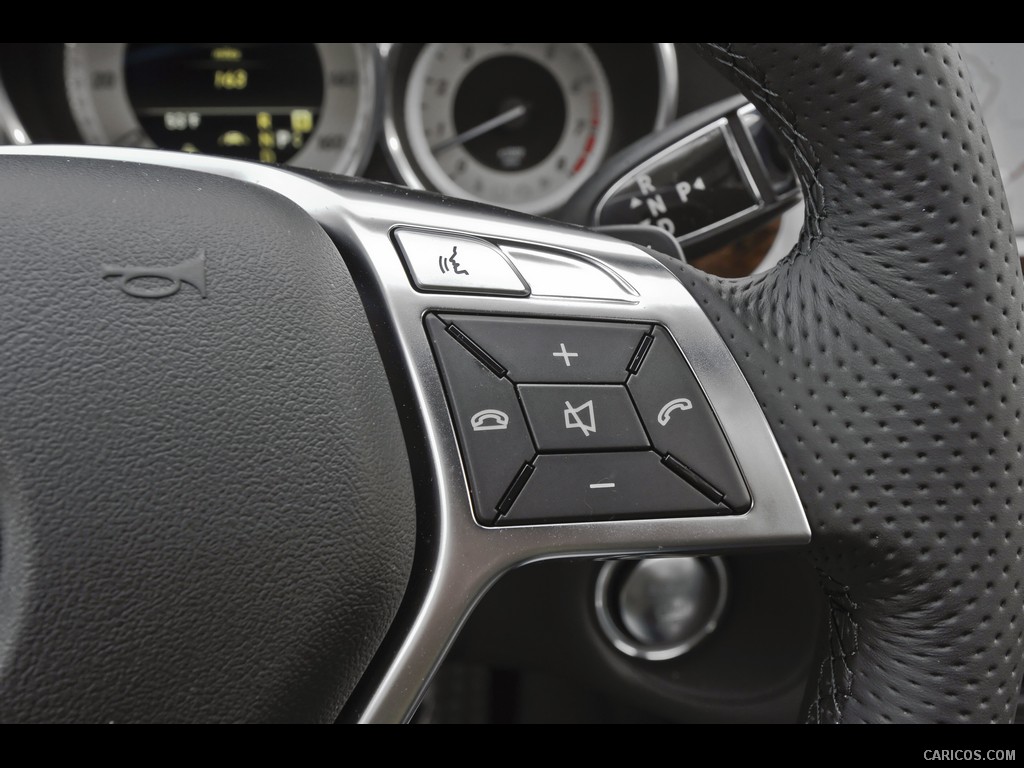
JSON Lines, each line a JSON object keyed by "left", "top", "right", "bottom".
{"left": 425, "top": 315, "right": 536, "bottom": 524}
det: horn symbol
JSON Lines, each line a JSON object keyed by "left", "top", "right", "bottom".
{"left": 102, "top": 252, "right": 207, "bottom": 299}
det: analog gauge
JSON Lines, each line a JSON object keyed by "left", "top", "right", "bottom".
{"left": 393, "top": 43, "right": 614, "bottom": 214}
{"left": 65, "top": 43, "right": 379, "bottom": 175}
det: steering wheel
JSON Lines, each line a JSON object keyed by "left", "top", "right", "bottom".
{"left": 1, "top": 43, "right": 1020, "bottom": 723}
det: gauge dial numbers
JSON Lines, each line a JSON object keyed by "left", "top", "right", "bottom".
{"left": 65, "top": 43, "right": 379, "bottom": 175}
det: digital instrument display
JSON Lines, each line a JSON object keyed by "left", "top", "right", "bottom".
{"left": 124, "top": 44, "right": 324, "bottom": 165}
{"left": 65, "top": 42, "right": 378, "bottom": 174}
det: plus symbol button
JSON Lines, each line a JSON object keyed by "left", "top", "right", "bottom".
{"left": 553, "top": 343, "right": 579, "bottom": 367}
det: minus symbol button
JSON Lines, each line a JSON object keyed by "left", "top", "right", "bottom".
{"left": 589, "top": 483, "right": 616, "bottom": 490}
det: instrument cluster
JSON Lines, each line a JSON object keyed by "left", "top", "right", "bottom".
{"left": 0, "top": 43, "right": 679, "bottom": 216}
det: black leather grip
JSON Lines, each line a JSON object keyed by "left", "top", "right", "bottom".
{"left": 676, "top": 44, "right": 1024, "bottom": 723}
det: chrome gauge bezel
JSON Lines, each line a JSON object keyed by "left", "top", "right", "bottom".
{"left": 402, "top": 42, "right": 613, "bottom": 215}
{"left": 383, "top": 43, "right": 679, "bottom": 215}
{"left": 63, "top": 43, "right": 382, "bottom": 176}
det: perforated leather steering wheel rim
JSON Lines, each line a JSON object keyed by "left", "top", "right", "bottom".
{"left": 673, "top": 43, "right": 1024, "bottom": 723}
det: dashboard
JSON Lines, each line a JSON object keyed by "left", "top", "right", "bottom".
{"left": 0, "top": 44, "right": 739, "bottom": 221}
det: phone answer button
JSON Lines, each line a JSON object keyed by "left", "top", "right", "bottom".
{"left": 628, "top": 328, "right": 751, "bottom": 513}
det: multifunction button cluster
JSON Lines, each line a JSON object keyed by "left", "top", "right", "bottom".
{"left": 426, "top": 314, "right": 751, "bottom": 526}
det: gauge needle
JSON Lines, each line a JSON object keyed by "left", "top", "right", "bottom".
{"left": 431, "top": 104, "right": 528, "bottom": 154}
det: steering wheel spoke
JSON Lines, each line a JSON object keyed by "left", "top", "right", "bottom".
{"left": 298, "top": 162, "right": 809, "bottom": 721}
